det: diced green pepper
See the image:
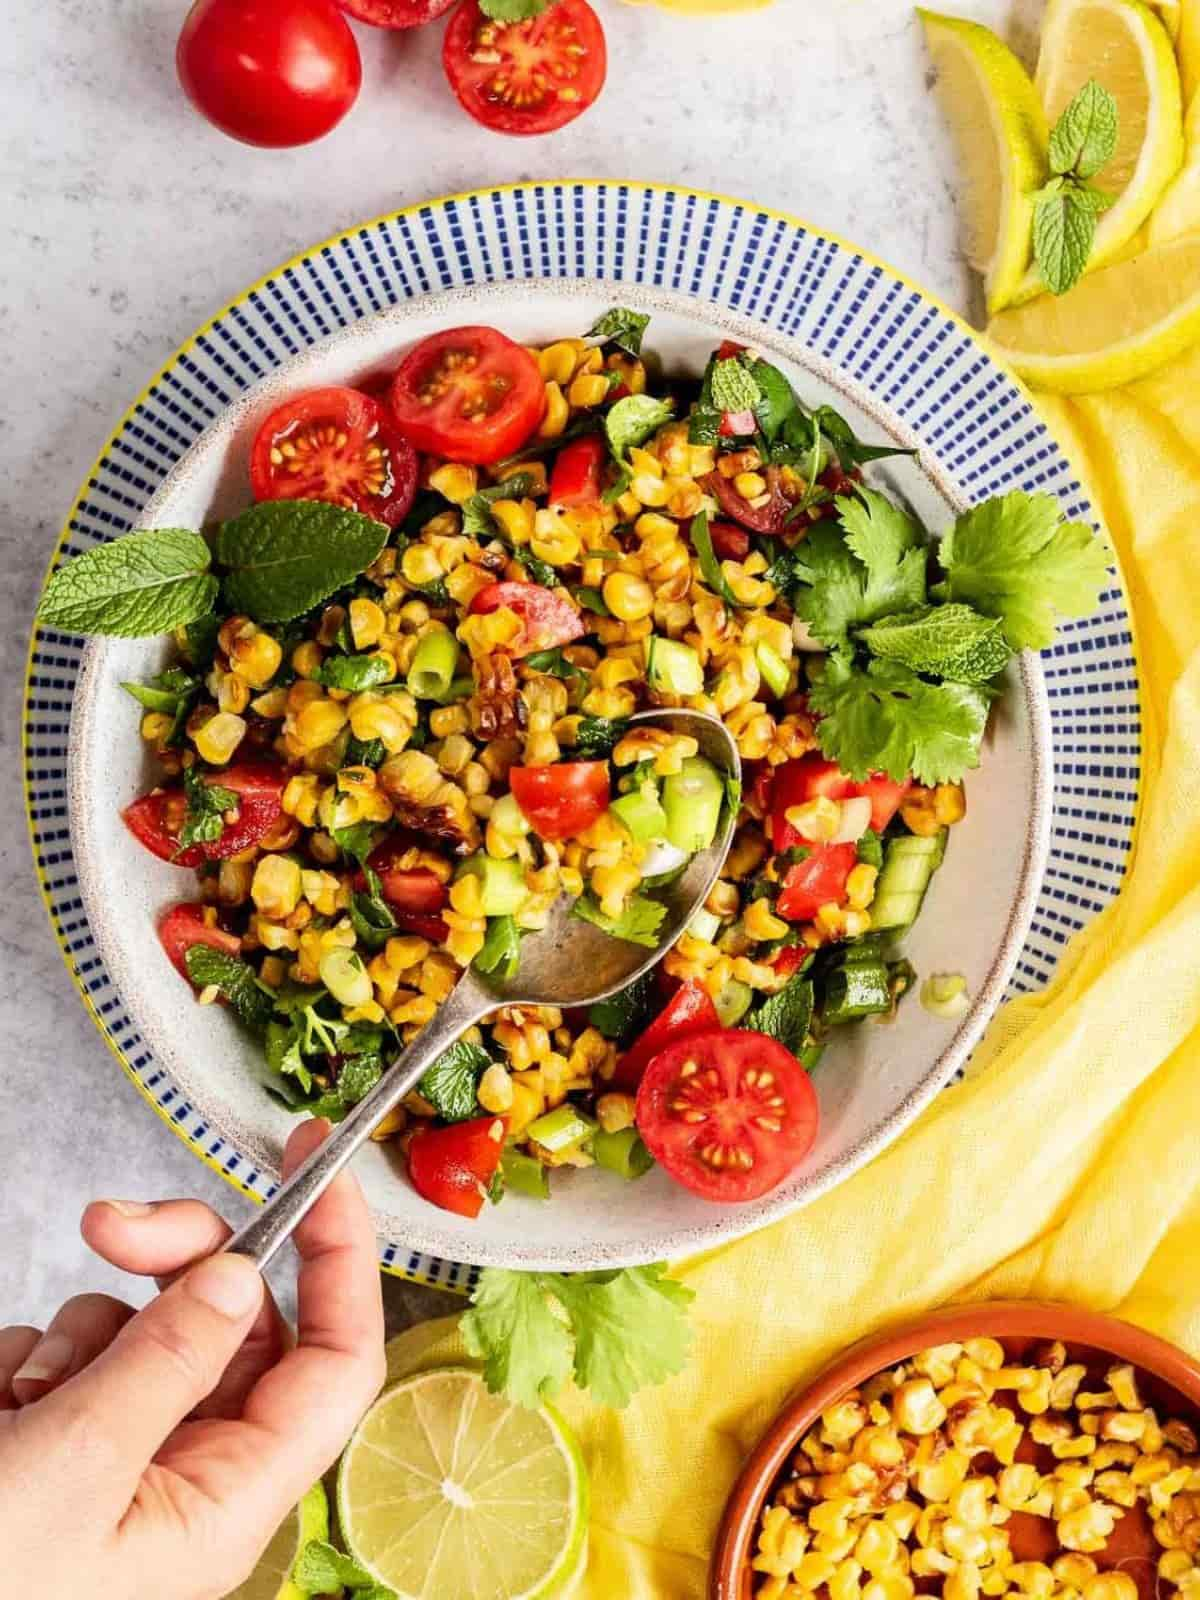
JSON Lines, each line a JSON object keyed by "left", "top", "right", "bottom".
{"left": 713, "top": 977, "right": 754, "bottom": 1026}
{"left": 526, "top": 1103, "right": 599, "bottom": 1154}
{"left": 500, "top": 1147, "right": 551, "bottom": 1200}
{"left": 455, "top": 853, "right": 530, "bottom": 917}
{"left": 592, "top": 1127, "right": 654, "bottom": 1180}
{"left": 662, "top": 756, "right": 725, "bottom": 854}
{"left": 611, "top": 787, "right": 668, "bottom": 843}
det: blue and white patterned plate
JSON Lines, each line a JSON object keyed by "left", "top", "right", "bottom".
{"left": 24, "top": 184, "right": 1141, "bottom": 1292}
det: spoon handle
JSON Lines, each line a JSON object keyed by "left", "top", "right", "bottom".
{"left": 223, "top": 975, "right": 492, "bottom": 1270}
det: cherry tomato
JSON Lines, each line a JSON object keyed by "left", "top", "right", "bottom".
{"left": 612, "top": 980, "right": 721, "bottom": 1091}
{"left": 775, "top": 843, "right": 859, "bottom": 923}
{"left": 468, "top": 581, "right": 585, "bottom": 657}
{"left": 509, "top": 761, "right": 610, "bottom": 841}
{"left": 408, "top": 1115, "right": 507, "bottom": 1218}
{"left": 548, "top": 435, "right": 607, "bottom": 507}
{"left": 442, "top": 0, "right": 606, "bottom": 137}
{"left": 176, "top": 0, "right": 361, "bottom": 148}
{"left": 703, "top": 467, "right": 791, "bottom": 534}
{"left": 392, "top": 911, "right": 450, "bottom": 943}
{"left": 719, "top": 408, "right": 758, "bottom": 437}
{"left": 339, "top": 0, "right": 454, "bottom": 26}
{"left": 636, "top": 1029, "right": 819, "bottom": 1202}
{"left": 123, "top": 762, "right": 286, "bottom": 867}
{"left": 770, "top": 755, "right": 910, "bottom": 852}
{"left": 389, "top": 327, "right": 545, "bottom": 465}
{"left": 364, "top": 838, "right": 449, "bottom": 914}
{"left": 709, "top": 520, "right": 751, "bottom": 562}
{"left": 158, "top": 903, "right": 242, "bottom": 980}
{"left": 769, "top": 945, "right": 812, "bottom": 981}
{"left": 250, "top": 388, "right": 417, "bottom": 528}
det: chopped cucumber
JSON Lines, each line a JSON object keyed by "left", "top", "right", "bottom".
{"left": 611, "top": 787, "right": 668, "bottom": 843}
{"left": 688, "top": 907, "right": 722, "bottom": 944}
{"left": 488, "top": 792, "right": 530, "bottom": 839}
{"left": 823, "top": 951, "right": 892, "bottom": 1025}
{"left": 455, "top": 853, "right": 530, "bottom": 917}
{"left": 526, "top": 1103, "right": 598, "bottom": 1154}
{"left": 500, "top": 1147, "right": 550, "bottom": 1200}
{"left": 646, "top": 636, "right": 704, "bottom": 696}
{"left": 592, "top": 1127, "right": 654, "bottom": 1180}
{"left": 714, "top": 977, "right": 754, "bottom": 1026}
{"left": 869, "top": 830, "right": 947, "bottom": 931}
{"left": 662, "top": 756, "right": 725, "bottom": 854}
{"left": 755, "top": 642, "right": 792, "bottom": 698}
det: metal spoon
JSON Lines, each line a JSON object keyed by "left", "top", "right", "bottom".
{"left": 225, "top": 709, "right": 741, "bottom": 1267}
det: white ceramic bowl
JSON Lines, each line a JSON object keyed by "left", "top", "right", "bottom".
{"left": 68, "top": 278, "right": 1050, "bottom": 1271}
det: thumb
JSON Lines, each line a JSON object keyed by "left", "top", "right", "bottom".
{"left": 34, "top": 1253, "right": 264, "bottom": 1489}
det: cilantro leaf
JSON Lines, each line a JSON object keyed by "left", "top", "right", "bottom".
{"left": 585, "top": 306, "right": 650, "bottom": 357}
{"left": 183, "top": 946, "right": 274, "bottom": 1031}
{"left": 319, "top": 652, "right": 394, "bottom": 693}
{"left": 857, "top": 603, "right": 1011, "bottom": 683}
{"left": 266, "top": 1018, "right": 311, "bottom": 1093}
{"left": 749, "top": 359, "right": 799, "bottom": 442}
{"left": 461, "top": 1270, "right": 575, "bottom": 1410}
{"left": 838, "top": 486, "right": 923, "bottom": 572}
{"left": 523, "top": 647, "right": 586, "bottom": 683}
{"left": 808, "top": 655, "right": 989, "bottom": 785}
{"left": 331, "top": 821, "right": 377, "bottom": 865}
{"left": 857, "top": 829, "right": 885, "bottom": 869}
{"left": 807, "top": 405, "right": 915, "bottom": 471}
{"left": 176, "top": 765, "right": 238, "bottom": 854}
{"left": 570, "top": 716, "right": 630, "bottom": 758}
{"left": 420, "top": 1039, "right": 491, "bottom": 1122}
{"left": 937, "top": 491, "right": 1110, "bottom": 651}
{"left": 794, "top": 494, "right": 927, "bottom": 650}
{"left": 573, "top": 585, "right": 610, "bottom": 616}
{"left": 460, "top": 474, "right": 541, "bottom": 542}
{"left": 36, "top": 527, "right": 217, "bottom": 638}
{"left": 348, "top": 868, "right": 396, "bottom": 951}
{"left": 743, "top": 975, "right": 814, "bottom": 1055}
{"left": 573, "top": 893, "right": 667, "bottom": 948}
{"left": 553, "top": 1264, "right": 695, "bottom": 1410}
{"left": 516, "top": 549, "right": 561, "bottom": 588}
{"left": 709, "top": 357, "right": 762, "bottom": 415}
{"left": 121, "top": 666, "right": 200, "bottom": 717}
{"left": 605, "top": 395, "right": 673, "bottom": 462}
{"left": 217, "top": 500, "right": 388, "bottom": 624}
{"left": 1049, "top": 79, "right": 1119, "bottom": 180}
{"left": 474, "top": 914, "right": 522, "bottom": 979}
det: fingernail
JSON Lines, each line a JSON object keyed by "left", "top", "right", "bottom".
{"left": 13, "top": 1332, "right": 75, "bottom": 1387}
{"left": 185, "top": 1255, "right": 263, "bottom": 1320}
{"left": 101, "top": 1199, "right": 157, "bottom": 1218}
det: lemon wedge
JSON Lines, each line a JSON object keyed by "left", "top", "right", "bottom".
{"left": 987, "top": 233, "right": 1200, "bottom": 391}
{"left": 1013, "top": 0, "right": 1184, "bottom": 298}
{"left": 919, "top": 11, "right": 1049, "bottom": 314}
{"left": 222, "top": 1483, "right": 329, "bottom": 1600}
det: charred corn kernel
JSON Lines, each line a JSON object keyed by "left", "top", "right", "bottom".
{"left": 997, "top": 1464, "right": 1042, "bottom": 1510}
{"left": 743, "top": 896, "right": 789, "bottom": 942}
{"left": 785, "top": 795, "right": 842, "bottom": 844}
{"left": 538, "top": 381, "right": 569, "bottom": 438}
{"left": 944, "top": 1567, "right": 980, "bottom": 1600}
{"left": 401, "top": 543, "right": 444, "bottom": 588}
{"left": 292, "top": 640, "right": 325, "bottom": 681}
{"left": 213, "top": 668, "right": 250, "bottom": 715}
{"left": 1159, "top": 1552, "right": 1194, "bottom": 1582}
{"left": 934, "top": 783, "right": 967, "bottom": 825}
{"left": 251, "top": 685, "right": 288, "bottom": 720}
{"left": 603, "top": 571, "right": 654, "bottom": 621}
{"left": 449, "top": 873, "right": 485, "bottom": 917}
{"left": 538, "top": 341, "right": 577, "bottom": 385}
{"left": 1081, "top": 1576, "right": 1137, "bottom": 1600}
{"left": 530, "top": 515, "right": 581, "bottom": 567}
{"left": 429, "top": 704, "right": 470, "bottom": 739}
{"left": 595, "top": 1093, "right": 636, "bottom": 1133}
{"left": 1058, "top": 1503, "right": 1121, "bottom": 1552}
{"left": 251, "top": 854, "right": 302, "bottom": 920}
{"left": 195, "top": 712, "right": 246, "bottom": 766}
{"left": 348, "top": 597, "right": 386, "bottom": 650}
{"left": 231, "top": 630, "right": 283, "bottom": 688}
{"left": 734, "top": 470, "right": 768, "bottom": 500}
{"left": 258, "top": 954, "right": 287, "bottom": 989}
{"left": 893, "top": 1378, "right": 948, "bottom": 1436}
{"left": 141, "top": 711, "right": 173, "bottom": 743}
{"left": 348, "top": 692, "right": 416, "bottom": 753}
{"left": 427, "top": 462, "right": 479, "bottom": 505}
{"left": 630, "top": 472, "right": 670, "bottom": 508}
{"left": 844, "top": 863, "right": 879, "bottom": 911}
{"left": 492, "top": 497, "right": 535, "bottom": 544}
{"left": 567, "top": 372, "right": 609, "bottom": 409}
{"left": 216, "top": 858, "right": 254, "bottom": 907}
{"left": 718, "top": 448, "right": 762, "bottom": 478}
{"left": 294, "top": 698, "right": 349, "bottom": 753}
{"left": 1053, "top": 1434, "right": 1097, "bottom": 1459}
{"left": 477, "top": 1063, "right": 514, "bottom": 1114}
{"left": 282, "top": 773, "right": 323, "bottom": 826}
{"left": 508, "top": 1079, "right": 544, "bottom": 1136}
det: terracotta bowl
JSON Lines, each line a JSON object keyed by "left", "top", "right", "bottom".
{"left": 711, "top": 1301, "right": 1200, "bottom": 1600}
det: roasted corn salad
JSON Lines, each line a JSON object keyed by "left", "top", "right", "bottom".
{"left": 37, "top": 309, "right": 1109, "bottom": 1218}
{"left": 753, "top": 1341, "right": 1200, "bottom": 1600}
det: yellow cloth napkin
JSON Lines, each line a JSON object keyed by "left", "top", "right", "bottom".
{"left": 389, "top": 25, "right": 1200, "bottom": 1593}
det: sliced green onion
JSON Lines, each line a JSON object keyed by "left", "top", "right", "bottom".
{"left": 407, "top": 628, "right": 460, "bottom": 700}
{"left": 592, "top": 1128, "right": 654, "bottom": 1180}
{"left": 500, "top": 1147, "right": 551, "bottom": 1200}
{"left": 920, "top": 972, "right": 970, "bottom": 1021}
{"left": 319, "top": 948, "right": 372, "bottom": 1009}
{"left": 526, "top": 1104, "right": 598, "bottom": 1154}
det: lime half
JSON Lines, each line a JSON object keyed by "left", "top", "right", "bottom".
{"left": 223, "top": 1482, "right": 329, "bottom": 1600}
{"left": 338, "top": 1367, "right": 589, "bottom": 1600}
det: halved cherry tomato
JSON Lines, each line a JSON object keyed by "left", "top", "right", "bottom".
{"left": 364, "top": 838, "right": 449, "bottom": 914}
{"left": 408, "top": 1115, "right": 507, "bottom": 1219}
{"left": 442, "top": 0, "right": 606, "bottom": 137}
{"left": 709, "top": 520, "right": 751, "bottom": 562}
{"left": 123, "top": 762, "right": 287, "bottom": 867}
{"left": 770, "top": 754, "right": 910, "bottom": 852}
{"left": 612, "top": 980, "right": 720, "bottom": 1091}
{"left": 468, "top": 581, "right": 585, "bottom": 658}
{"left": 338, "top": 0, "right": 454, "bottom": 26}
{"left": 509, "top": 761, "right": 610, "bottom": 841}
{"left": 719, "top": 408, "right": 758, "bottom": 437}
{"left": 250, "top": 387, "right": 417, "bottom": 528}
{"left": 636, "top": 1028, "right": 818, "bottom": 1202}
{"left": 776, "top": 842, "right": 858, "bottom": 923}
{"left": 703, "top": 467, "right": 790, "bottom": 534}
{"left": 158, "top": 902, "right": 242, "bottom": 980}
{"left": 393, "top": 911, "right": 450, "bottom": 944}
{"left": 769, "top": 944, "right": 812, "bottom": 981}
{"left": 389, "top": 327, "right": 544, "bottom": 465}
{"left": 548, "top": 435, "right": 607, "bottom": 507}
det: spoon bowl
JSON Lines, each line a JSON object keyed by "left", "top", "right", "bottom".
{"left": 225, "top": 709, "right": 741, "bottom": 1267}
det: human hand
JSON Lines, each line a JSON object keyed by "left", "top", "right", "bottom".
{"left": 0, "top": 1120, "right": 386, "bottom": 1600}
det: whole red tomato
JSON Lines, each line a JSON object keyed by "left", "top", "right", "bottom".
{"left": 177, "top": 0, "right": 362, "bottom": 148}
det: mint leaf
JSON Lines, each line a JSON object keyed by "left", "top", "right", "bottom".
{"left": 586, "top": 306, "right": 651, "bottom": 357}
{"left": 176, "top": 764, "right": 238, "bottom": 853}
{"left": 809, "top": 655, "right": 989, "bottom": 786}
{"left": 807, "top": 405, "right": 915, "bottom": 471}
{"left": 573, "top": 892, "right": 667, "bottom": 948}
{"left": 217, "top": 500, "right": 388, "bottom": 624}
{"left": 745, "top": 974, "right": 813, "bottom": 1054}
{"left": 604, "top": 395, "right": 673, "bottom": 462}
{"left": 294, "top": 1540, "right": 386, "bottom": 1595}
{"left": 1032, "top": 185, "right": 1098, "bottom": 295}
{"left": 571, "top": 715, "right": 630, "bottom": 758}
{"left": 319, "top": 652, "right": 393, "bottom": 692}
{"left": 937, "top": 491, "right": 1110, "bottom": 651}
{"left": 1049, "top": 79, "right": 1119, "bottom": 179}
{"left": 420, "top": 1039, "right": 491, "bottom": 1122}
{"left": 794, "top": 493, "right": 927, "bottom": 650}
{"left": 710, "top": 357, "right": 762, "bottom": 414}
{"left": 749, "top": 359, "right": 799, "bottom": 442}
{"left": 461, "top": 1269, "right": 575, "bottom": 1410}
{"left": 688, "top": 511, "right": 740, "bottom": 607}
{"left": 36, "top": 527, "right": 217, "bottom": 638}
{"left": 553, "top": 1264, "right": 695, "bottom": 1410}
{"left": 857, "top": 604, "right": 1011, "bottom": 683}
{"left": 184, "top": 945, "right": 274, "bottom": 1031}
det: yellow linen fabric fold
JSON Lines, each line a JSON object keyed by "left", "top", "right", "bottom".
{"left": 388, "top": 24, "right": 1200, "bottom": 1590}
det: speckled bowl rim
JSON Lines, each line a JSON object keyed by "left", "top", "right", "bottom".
{"left": 710, "top": 1301, "right": 1200, "bottom": 1600}
{"left": 62, "top": 272, "right": 1051, "bottom": 1273}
